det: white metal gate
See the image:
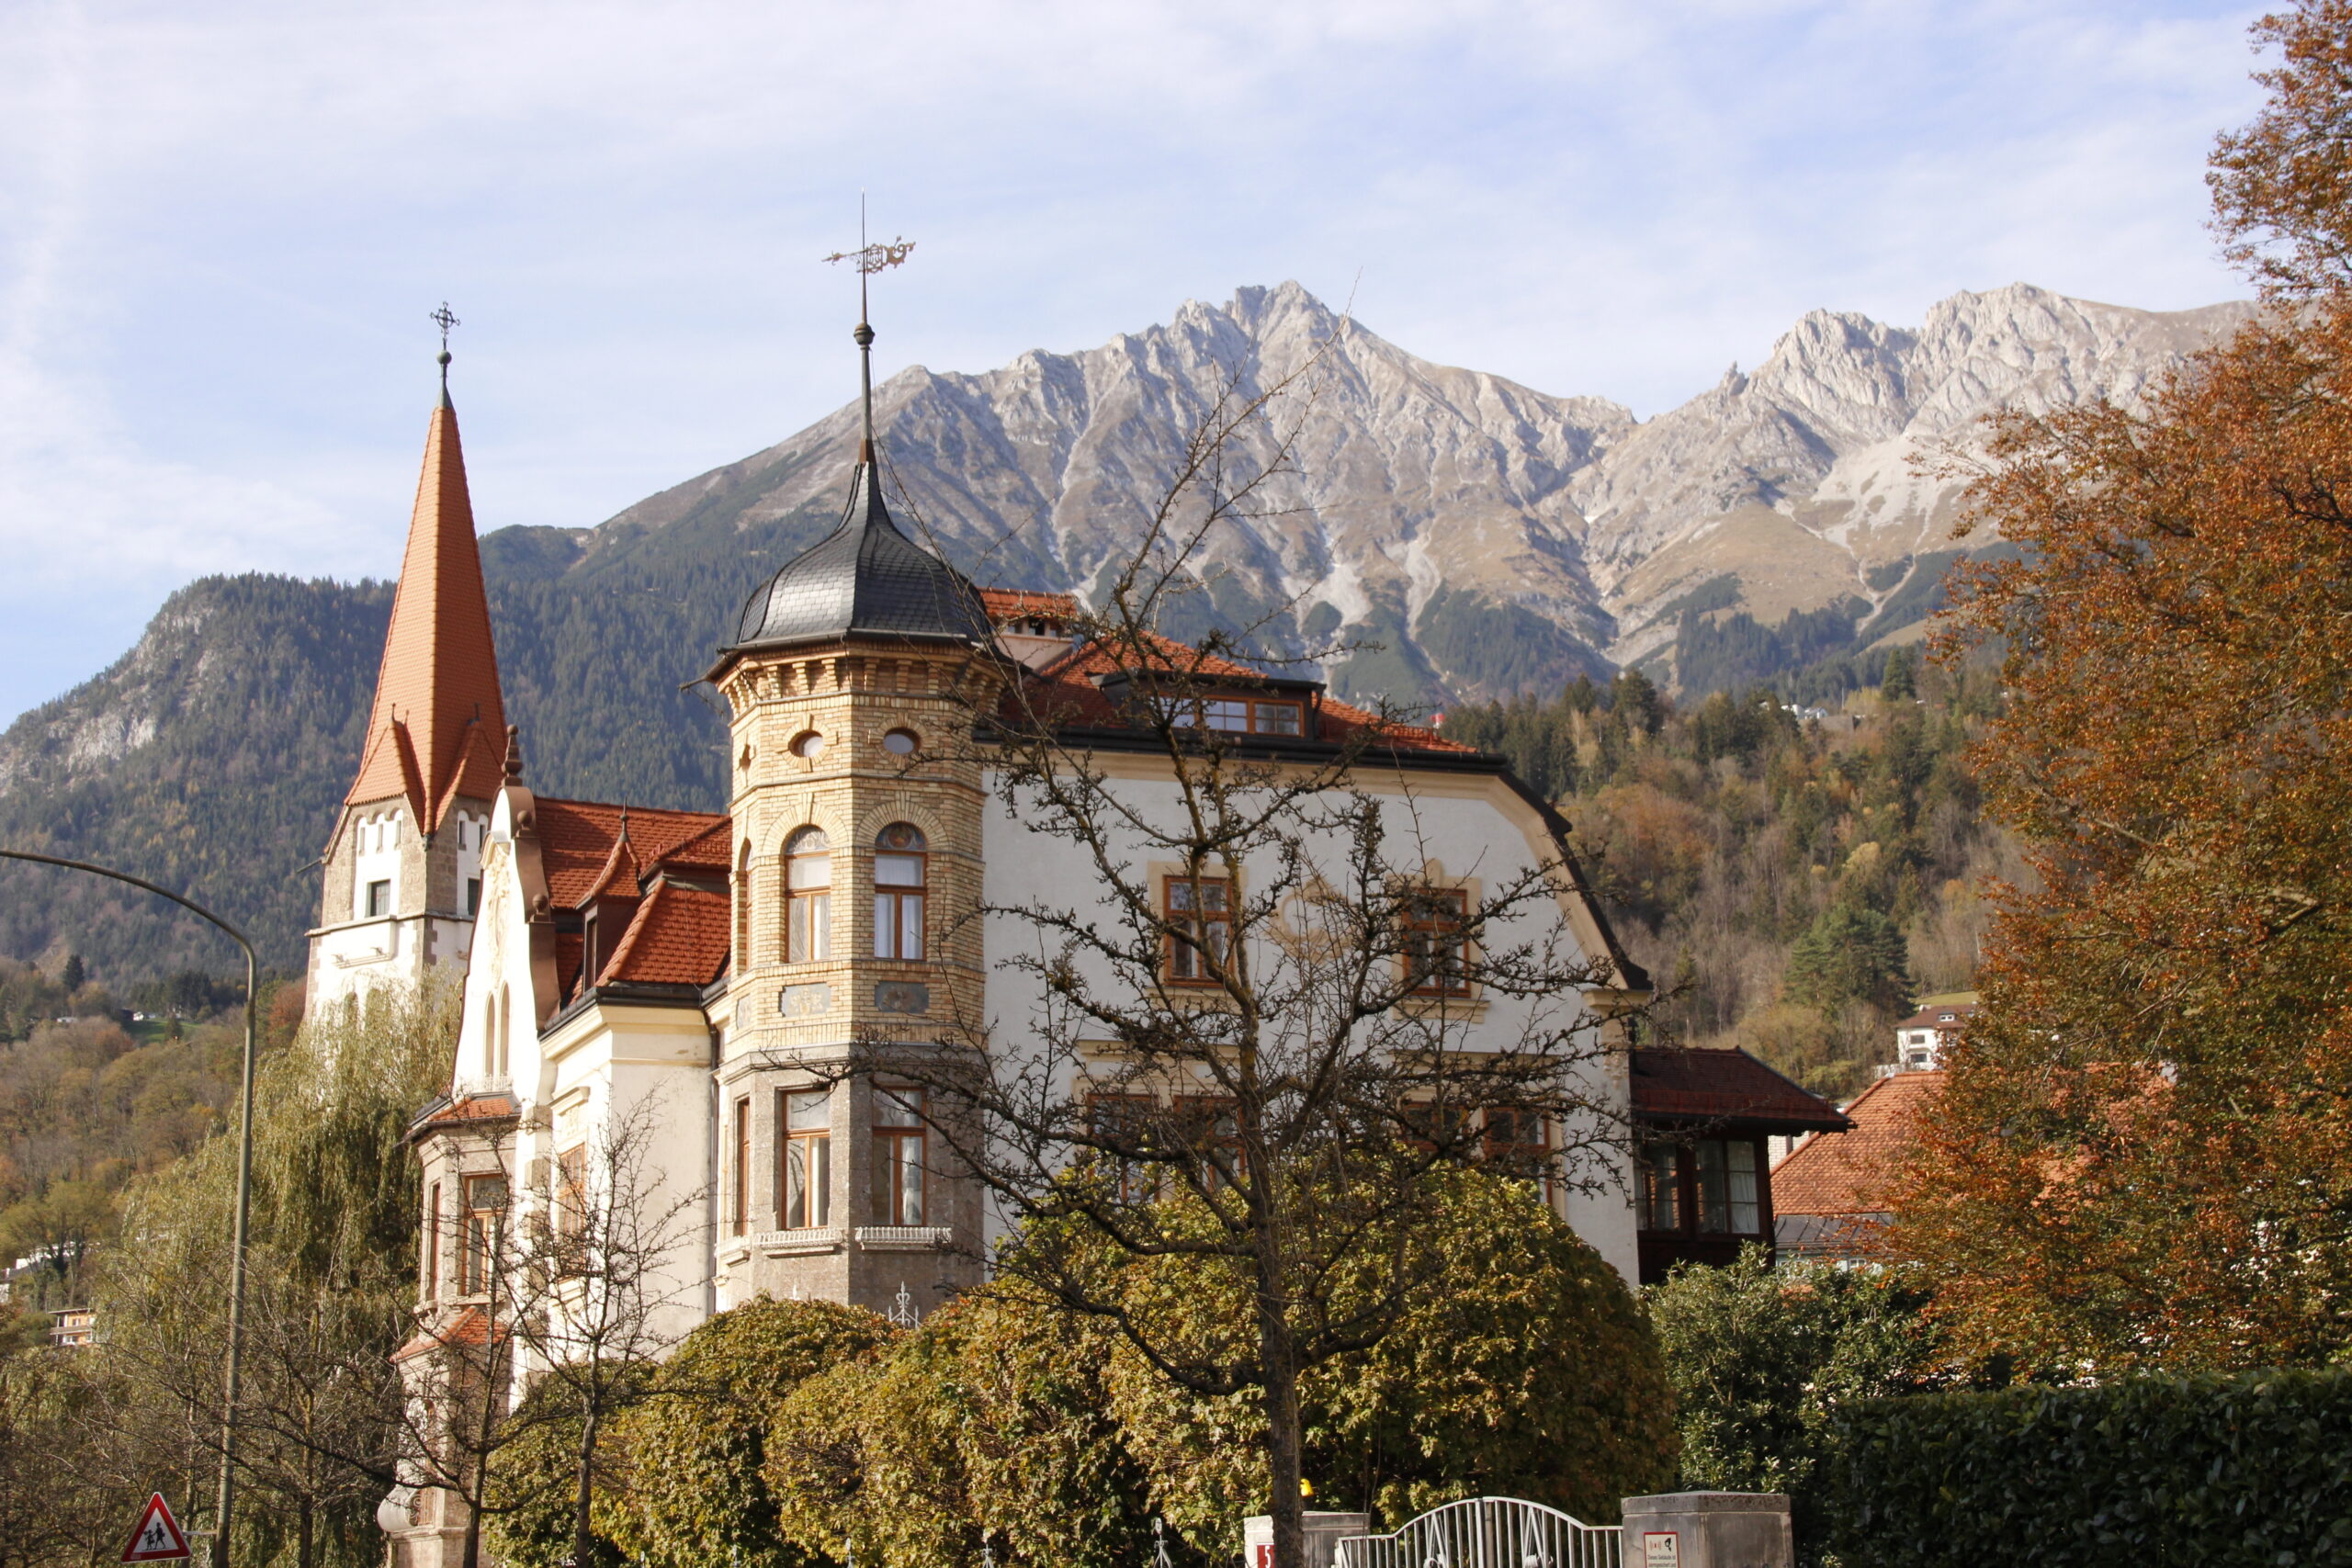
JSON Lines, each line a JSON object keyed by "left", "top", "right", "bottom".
{"left": 1332, "top": 1496, "right": 1623, "bottom": 1568}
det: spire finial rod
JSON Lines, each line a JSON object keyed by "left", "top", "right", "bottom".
{"left": 823, "top": 201, "right": 914, "bottom": 466}
{"left": 429, "top": 301, "right": 460, "bottom": 405}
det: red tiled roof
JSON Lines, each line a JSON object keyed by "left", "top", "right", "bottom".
{"left": 978, "top": 588, "right": 1080, "bottom": 623}
{"left": 534, "top": 796, "right": 730, "bottom": 908}
{"left": 420, "top": 1092, "right": 518, "bottom": 1127}
{"left": 1005, "top": 632, "right": 1473, "bottom": 757}
{"left": 394, "top": 1306, "right": 493, "bottom": 1363}
{"left": 348, "top": 401, "right": 508, "bottom": 829}
{"left": 1630, "top": 1046, "right": 1851, "bottom": 1133}
{"left": 1894, "top": 1004, "right": 1978, "bottom": 1030}
{"left": 1770, "top": 1069, "right": 1944, "bottom": 1216}
{"left": 594, "top": 881, "right": 731, "bottom": 989}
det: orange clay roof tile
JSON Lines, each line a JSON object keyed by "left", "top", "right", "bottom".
{"left": 347, "top": 400, "right": 508, "bottom": 828}
{"left": 978, "top": 587, "right": 1080, "bottom": 622}
{"left": 593, "top": 881, "right": 731, "bottom": 988}
{"left": 394, "top": 1306, "right": 493, "bottom": 1363}
{"left": 531, "top": 797, "right": 730, "bottom": 908}
{"left": 1770, "top": 1069, "right": 1944, "bottom": 1216}
{"left": 419, "top": 1091, "right": 518, "bottom": 1127}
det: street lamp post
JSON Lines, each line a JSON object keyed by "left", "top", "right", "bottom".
{"left": 0, "top": 849, "right": 259, "bottom": 1568}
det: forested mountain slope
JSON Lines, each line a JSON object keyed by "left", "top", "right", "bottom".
{"left": 1442, "top": 649, "right": 2013, "bottom": 1098}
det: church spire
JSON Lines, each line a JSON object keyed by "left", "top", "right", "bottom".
{"left": 345, "top": 318, "right": 508, "bottom": 831}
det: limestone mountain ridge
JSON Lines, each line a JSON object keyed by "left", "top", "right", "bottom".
{"left": 508, "top": 279, "right": 2251, "bottom": 698}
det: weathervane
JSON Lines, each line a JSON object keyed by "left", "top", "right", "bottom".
{"left": 429, "top": 301, "right": 460, "bottom": 395}
{"left": 824, "top": 198, "right": 915, "bottom": 461}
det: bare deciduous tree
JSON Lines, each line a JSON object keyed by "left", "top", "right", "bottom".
{"left": 848, "top": 336, "right": 1643, "bottom": 1566}
{"left": 398, "top": 1090, "right": 700, "bottom": 1568}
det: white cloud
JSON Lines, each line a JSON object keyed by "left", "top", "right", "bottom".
{"left": 0, "top": 0, "right": 2270, "bottom": 718}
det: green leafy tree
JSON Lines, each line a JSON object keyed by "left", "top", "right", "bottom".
{"left": 93, "top": 982, "right": 454, "bottom": 1568}
{"left": 1645, "top": 1246, "right": 1949, "bottom": 1498}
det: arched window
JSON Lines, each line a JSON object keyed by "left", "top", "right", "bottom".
{"left": 736, "top": 840, "right": 753, "bottom": 963}
{"left": 785, "top": 829, "right": 832, "bottom": 963}
{"left": 874, "top": 823, "right": 926, "bottom": 961}
{"left": 481, "top": 993, "right": 497, "bottom": 1078}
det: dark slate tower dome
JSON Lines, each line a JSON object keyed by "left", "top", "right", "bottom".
{"left": 727, "top": 461, "right": 992, "bottom": 653}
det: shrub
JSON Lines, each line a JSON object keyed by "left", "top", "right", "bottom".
{"left": 606, "top": 1296, "right": 897, "bottom": 1568}
{"left": 1812, "top": 1368, "right": 2352, "bottom": 1565}
{"left": 1645, "top": 1245, "right": 1950, "bottom": 1501}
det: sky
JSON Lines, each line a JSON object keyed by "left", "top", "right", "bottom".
{"left": 0, "top": 0, "right": 2267, "bottom": 722}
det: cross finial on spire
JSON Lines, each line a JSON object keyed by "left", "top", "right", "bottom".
{"left": 429, "top": 302, "right": 459, "bottom": 400}
{"left": 823, "top": 198, "right": 914, "bottom": 463}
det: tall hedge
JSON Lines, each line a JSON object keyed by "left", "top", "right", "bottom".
{"left": 1812, "top": 1369, "right": 2352, "bottom": 1566}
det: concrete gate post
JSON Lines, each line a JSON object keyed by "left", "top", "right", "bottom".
{"left": 1240, "top": 1512, "right": 1372, "bottom": 1568}
{"left": 1620, "top": 1493, "right": 1792, "bottom": 1568}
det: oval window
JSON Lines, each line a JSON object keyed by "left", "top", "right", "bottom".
{"left": 790, "top": 730, "right": 826, "bottom": 760}
{"left": 882, "top": 728, "right": 919, "bottom": 756}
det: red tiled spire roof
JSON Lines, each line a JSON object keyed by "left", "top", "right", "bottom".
{"left": 346, "top": 395, "right": 508, "bottom": 829}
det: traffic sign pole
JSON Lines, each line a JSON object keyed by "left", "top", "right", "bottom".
{"left": 2, "top": 852, "right": 257, "bottom": 1568}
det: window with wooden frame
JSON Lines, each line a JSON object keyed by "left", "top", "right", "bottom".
{"left": 1172, "top": 1097, "right": 1241, "bottom": 1192}
{"left": 873, "top": 823, "right": 926, "bottom": 960}
{"left": 1401, "top": 1100, "right": 1473, "bottom": 1156}
{"left": 1636, "top": 1137, "right": 1764, "bottom": 1237}
{"left": 1086, "top": 1091, "right": 1159, "bottom": 1203}
{"left": 731, "top": 1097, "right": 752, "bottom": 1236}
{"left": 781, "top": 1089, "right": 831, "bottom": 1229}
{"left": 459, "top": 1174, "right": 507, "bottom": 1294}
{"left": 1196, "top": 696, "right": 1304, "bottom": 736}
{"left": 784, "top": 828, "right": 831, "bottom": 963}
{"left": 1404, "top": 888, "right": 1470, "bottom": 996}
{"left": 1637, "top": 1141, "right": 1683, "bottom": 1231}
{"left": 1164, "top": 875, "right": 1231, "bottom": 983}
{"left": 872, "top": 1088, "right": 927, "bottom": 1226}
{"left": 1694, "top": 1139, "right": 1763, "bottom": 1235}
{"left": 1481, "top": 1107, "right": 1550, "bottom": 1182}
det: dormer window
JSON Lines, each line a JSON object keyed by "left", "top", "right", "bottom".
{"left": 1200, "top": 696, "right": 1304, "bottom": 736}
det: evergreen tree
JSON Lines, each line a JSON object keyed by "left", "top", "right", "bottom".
{"left": 1782, "top": 904, "right": 1915, "bottom": 1014}
{"left": 60, "top": 953, "right": 83, "bottom": 994}
{"left": 1882, "top": 647, "right": 1917, "bottom": 702}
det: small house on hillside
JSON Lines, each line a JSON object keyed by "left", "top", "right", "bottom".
{"left": 1630, "top": 1046, "right": 1850, "bottom": 1284}
{"left": 1770, "top": 1068, "right": 1943, "bottom": 1261}
{"left": 1891, "top": 991, "right": 1979, "bottom": 1073}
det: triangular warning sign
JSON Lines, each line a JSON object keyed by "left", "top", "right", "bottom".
{"left": 120, "top": 1495, "right": 191, "bottom": 1562}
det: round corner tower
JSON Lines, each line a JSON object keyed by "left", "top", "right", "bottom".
{"left": 705, "top": 457, "right": 1001, "bottom": 1316}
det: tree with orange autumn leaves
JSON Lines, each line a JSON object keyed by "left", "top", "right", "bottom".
{"left": 1882, "top": 0, "right": 2352, "bottom": 1373}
